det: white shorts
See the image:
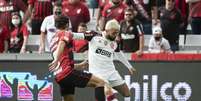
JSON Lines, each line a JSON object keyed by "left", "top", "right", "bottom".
{"left": 95, "top": 70, "right": 125, "bottom": 87}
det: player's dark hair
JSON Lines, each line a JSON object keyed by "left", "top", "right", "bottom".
{"left": 124, "top": 7, "right": 135, "bottom": 14}
{"left": 55, "top": 15, "right": 69, "bottom": 29}
{"left": 78, "top": 22, "right": 87, "bottom": 28}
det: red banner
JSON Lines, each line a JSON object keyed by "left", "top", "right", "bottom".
{"left": 131, "top": 53, "right": 201, "bottom": 61}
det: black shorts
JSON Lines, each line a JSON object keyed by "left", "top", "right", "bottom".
{"left": 31, "top": 19, "right": 43, "bottom": 35}
{"left": 57, "top": 70, "right": 92, "bottom": 96}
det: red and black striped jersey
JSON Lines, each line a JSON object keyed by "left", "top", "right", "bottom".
{"left": 50, "top": 30, "right": 74, "bottom": 82}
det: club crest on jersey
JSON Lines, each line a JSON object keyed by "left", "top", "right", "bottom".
{"left": 118, "top": 9, "right": 123, "bottom": 14}
{"left": 129, "top": 26, "right": 134, "bottom": 31}
{"left": 110, "top": 43, "right": 115, "bottom": 49}
{"left": 64, "top": 8, "right": 69, "bottom": 13}
{"left": 106, "top": 9, "right": 111, "bottom": 14}
{"left": 77, "top": 9, "right": 81, "bottom": 14}
{"left": 98, "top": 40, "right": 102, "bottom": 43}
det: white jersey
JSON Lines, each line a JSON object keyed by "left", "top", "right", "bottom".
{"left": 40, "top": 15, "right": 57, "bottom": 52}
{"left": 88, "top": 35, "right": 118, "bottom": 74}
{"left": 41, "top": 15, "right": 72, "bottom": 52}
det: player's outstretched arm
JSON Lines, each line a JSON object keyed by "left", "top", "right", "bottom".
{"left": 49, "top": 40, "right": 66, "bottom": 72}
{"left": 114, "top": 51, "right": 136, "bottom": 75}
{"left": 72, "top": 31, "right": 99, "bottom": 41}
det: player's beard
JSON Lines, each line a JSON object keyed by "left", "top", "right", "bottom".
{"left": 106, "top": 35, "right": 116, "bottom": 41}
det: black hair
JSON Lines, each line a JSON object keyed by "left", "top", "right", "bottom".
{"left": 124, "top": 7, "right": 136, "bottom": 14}
{"left": 78, "top": 22, "right": 87, "bottom": 28}
{"left": 55, "top": 15, "right": 69, "bottom": 29}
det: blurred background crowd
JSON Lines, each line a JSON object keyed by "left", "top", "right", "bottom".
{"left": 0, "top": 0, "right": 200, "bottom": 54}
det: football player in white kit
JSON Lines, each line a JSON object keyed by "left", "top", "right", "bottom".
{"left": 75, "top": 19, "right": 136, "bottom": 101}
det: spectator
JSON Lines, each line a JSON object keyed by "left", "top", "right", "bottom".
{"left": 73, "top": 23, "right": 88, "bottom": 52}
{"left": 186, "top": 0, "right": 201, "bottom": 34}
{"left": 8, "top": 12, "right": 29, "bottom": 53}
{"left": 156, "top": 0, "right": 165, "bottom": 8}
{"left": 96, "top": 0, "right": 110, "bottom": 30}
{"left": 175, "top": 0, "right": 189, "bottom": 35}
{"left": 88, "top": 0, "right": 98, "bottom": 9}
{"left": 148, "top": 26, "right": 171, "bottom": 53}
{"left": 0, "top": 23, "right": 9, "bottom": 53}
{"left": 38, "top": 1, "right": 62, "bottom": 53}
{"left": 99, "top": 0, "right": 127, "bottom": 31}
{"left": 0, "top": 0, "right": 27, "bottom": 31}
{"left": 125, "top": 0, "right": 158, "bottom": 34}
{"left": 62, "top": 0, "right": 90, "bottom": 32}
{"left": 159, "top": 0, "right": 182, "bottom": 51}
{"left": 24, "top": 0, "right": 55, "bottom": 35}
{"left": 119, "top": 7, "right": 144, "bottom": 56}
{"left": 87, "top": 0, "right": 99, "bottom": 19}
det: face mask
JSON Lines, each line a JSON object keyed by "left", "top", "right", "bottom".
{"left": 154, "top": 36, "right": 161, "bottom": 41}
{"left": 12, "top": 19, "right": 20, "bottom": 25}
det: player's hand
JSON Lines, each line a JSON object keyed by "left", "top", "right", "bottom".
{"left": 129, "top": 68, "right": 137, "bottom": 75}
{"left": 135, "top": 50, "right": 143, "bottom": 57}
{"left": 38, "top": 47, "right": 45, "bottom": 54}
{"left": 48, "top": 60, "right": 59, "bottom": 72}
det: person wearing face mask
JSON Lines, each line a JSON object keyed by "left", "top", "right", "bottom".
{"left": 8, "top": 12, "right": 29, "bottom": 53}
{"left": 75, "top": 19, "right": 136, "bottom": 101}
{"left": 39, "top": 1, "right": 68, "bottom": 54}
{"left": 99, "top": 0, "right": 127, "bottom": 31}
{"left": 0, "top": 0, "right": 27, "bottom": 32}
{"left": 148, "top": 26, "right": 171, "bottom": 53}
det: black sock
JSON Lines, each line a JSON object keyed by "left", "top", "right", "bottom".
{"left": 95, "top": 87, "right": 105, "bottom": 101}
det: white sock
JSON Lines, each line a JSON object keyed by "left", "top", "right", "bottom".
{"left": 124, "top": 97, "right": 130, "bottom": 101}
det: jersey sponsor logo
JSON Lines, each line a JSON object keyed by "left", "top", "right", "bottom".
{"left": 77, "top": 9, "right": 81, "bottom": 14}
{"left": 110, "top": 43, "right": 115, "bottom": 49}
{"left": 0, "top": 6, "right": 14, "bottom": 12}
{"left": 95, "top": 48, "right": 112, "bottom": 57}
{"left": 64, "top": 8, "right": 69, "bottom": 13}
{"left": 48, "top": 28, "right": 56, "bottom": 33}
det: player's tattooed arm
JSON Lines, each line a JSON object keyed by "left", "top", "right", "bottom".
{"left": 72, "top": 31, "right": 99, "bottom": 41}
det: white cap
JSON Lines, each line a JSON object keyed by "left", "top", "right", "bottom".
{"left": 105, "top": 19, "right": 120, "bottom": 30}
{"left": 152, "top": 26, "right": 162, "bottom": 34}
